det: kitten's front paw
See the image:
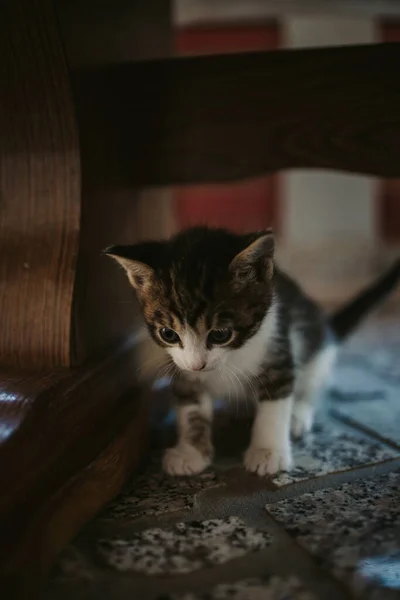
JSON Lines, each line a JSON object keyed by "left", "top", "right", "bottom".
{"left": 162, "top": 444, "right": 210, "bottom": 476}
{"left": 291, "top": 404, "right": 313, "bottom": 439}
{"left": 244, "top": 445, "right": 292, "bottom": 476}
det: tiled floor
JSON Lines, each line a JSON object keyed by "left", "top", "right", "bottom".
{"left": 43, "top": 312, "right": 400, "bottom": 600}
{"left": 167, "top": 577, "right": 318, "bottom": 600}
{"left": 268, "top": 471, "right": 400, "bottom": 600}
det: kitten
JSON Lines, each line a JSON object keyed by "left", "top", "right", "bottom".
{"left": 106, "top": 227, "right": 400, "bottom": 477}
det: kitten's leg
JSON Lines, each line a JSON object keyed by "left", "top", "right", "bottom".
{"left": 291, "top": 345, "right": 337, "bottom": 438}
{"left": 163, "top": 381, "right": 213, "bottom": 476}
{"left": 244, "top": 360, "right": 294, "bottom": 476}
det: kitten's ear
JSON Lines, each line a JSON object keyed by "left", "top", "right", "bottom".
{"left": 104, "top": 243, "right": 158, "bottom": 290}
{"left": 229, "top": 231, "right": 275, "bottom": 287}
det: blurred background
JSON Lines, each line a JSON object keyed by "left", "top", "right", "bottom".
{"left": 142, "top": 0, "right": 400, "bottom": 310}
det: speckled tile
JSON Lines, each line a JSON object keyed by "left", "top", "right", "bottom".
{"left": 101, "top": 456, "right": 222, "bottom": 521}
{"left": 267, "top": 470, "right": 400, "bottom": 599}
{"left": 97, "top": 517, "right": 271, "bottom": 575}
{"left": 162, "top": 576, "right": 316, "bottom": 600}
{"left": 273, "top": 422, "right": 398, "bottom": 487}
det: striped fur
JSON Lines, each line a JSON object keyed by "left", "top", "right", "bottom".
{"left": 106, "top": 227, "right": 400, "bottom": 477}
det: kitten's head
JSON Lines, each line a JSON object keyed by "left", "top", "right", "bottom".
{"left": 105, "top": 227, "right": 275, "bottom": 373}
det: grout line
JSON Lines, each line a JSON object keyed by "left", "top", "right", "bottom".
{"left": 330, "top": 408, "right": 400, "bottom": 451}
{"left": 90, "top": 456, "right": 400, "bottom": 538}
{"left": 198, "top": 456, "right": 400, "bottom": 511}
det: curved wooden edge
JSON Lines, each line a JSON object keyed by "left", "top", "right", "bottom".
{"left": 75, "top": 42, "right": 400, "bottom": 184}
{"left": 0, "top": 340, "right": 149, "bottom": 598}
{"left": 0, "top": 0, "right": 81, "bottom": 369}
{"left": 6, "top": 403, "right": 147, "bottom": 599}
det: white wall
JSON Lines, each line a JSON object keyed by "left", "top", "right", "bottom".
{"left": 283, "top": 15, "right": 376, "bottom": 49}
{"left": 282, "top": 174, "right": 377, "bottom": 244}
{"left": 275, "top": 15, "right": 382, "bottom": 300}
{"left": 282, "top": 15, "right": 377, "bottom": 247}
{"left": 173, "top": 4, "right": 386, "bottom": 299}
{"left": 174, "top": 1, "right": 400, "bottom": 26}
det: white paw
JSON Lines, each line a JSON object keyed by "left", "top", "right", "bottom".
{"left": 162, "top": 444, "right": 210, "bottom": 476}
{"left": 291, "top": 404, "right": 314, "bottom": 439}
{"left": 244, "top": 445, "right": 292, "bottom": 476}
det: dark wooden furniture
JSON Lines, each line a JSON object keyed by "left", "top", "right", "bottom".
{"left": 0, "top": 1, "right": 399, "bottom": 597}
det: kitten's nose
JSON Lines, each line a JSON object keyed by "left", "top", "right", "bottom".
{"left": 191, "top": 362, "right": 206, "bottom": 371}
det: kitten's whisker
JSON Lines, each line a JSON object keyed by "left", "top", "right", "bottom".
{"left": 264, "top": 368, "right": 274, "bottom": 386}
{"left": 220, "top": 368, "right": 232, "bottom": 410}
{"left": 245, "top": 371, "right": 264, "bottom": 402}
{"left": 229, "top": 364, "right": 258, "bottom": 413}
{"left": 136, "top": 355, "right": 168, "bottom": 373}
{"left": 242, "top": 373, "right": 258, "bottom": 411}
{"left": 222, "top": 365, "right": 237, "bottom": 413}
{"left": 238, "top": 364, "right": 272, "bottom": 403}
{"left": 136, "top": 355, "right": 171, "bottom": 377}
{"left": 149, "top": 356, "right": 175, "bottom": 382}
{"left": 156, "top": 361, "right": 176, "bottom": 381}
{"left": 224, "top": 365, "right": 247, "bottom": 418}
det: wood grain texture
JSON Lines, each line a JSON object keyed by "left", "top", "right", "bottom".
{"left": 0, "top": 0, "right": 172, "bottom": 368}
{"left": 77, "top": 42, "right": 400, "bottom": 185}
{"left": 0, "top": 4, "right": 170, "bottom": 595}
{"left": 55, "top": 0, "right": 173, "bottom": 365}
{"left": 0, "top": 340, "right": 148, "bottom": 598}
{"left": 0, "top": 0, "right": 80, "bottom": 368}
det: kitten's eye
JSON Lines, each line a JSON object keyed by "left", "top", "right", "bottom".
{"left": 208, "top": 328, "right": 233, "bottom": 345}
{"left": 159, "top": 328, "right": 180, "bottom": 344}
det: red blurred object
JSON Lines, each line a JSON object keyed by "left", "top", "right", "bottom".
{"left": 379, "top": 21, "right": 400, "bottom": 241}
{"left": 176, "top": 180, "right": 278, "bottom": 232}
{"left": 174, "top": 23, "right": 280, "bottom": 233}
{"left": 175, "top": 23, "right": 280, "bottom": 55}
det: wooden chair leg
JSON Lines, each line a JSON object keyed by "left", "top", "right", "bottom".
{"left": 0, "top": 1, "right": 172, "bottom": 596}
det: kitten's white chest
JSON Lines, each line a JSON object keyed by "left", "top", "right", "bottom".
{"left": 201, "top": 369, "right": 246, "bottom": 399}
{"left": 195, "top": 306, "right": 278, "bottom": 400}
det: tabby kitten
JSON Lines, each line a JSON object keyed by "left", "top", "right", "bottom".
{"left": 106, "top": 227, "right": 400, "bottom": 477}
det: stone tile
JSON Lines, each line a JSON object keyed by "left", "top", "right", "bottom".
{"left": 339, "top": 321, "right": 400, "bottom": 385}
{"left": 97, "top": 517, "right": 271, "bottom": 575}
{"left": 328, "top": 363, "right": 387, "bottom": 402}
{"left": 338, "top": 348, "right": 400, "bottom": 386}
{"left": 332, "top": 389, "right": 400, "bottom": 448}
{"left": 267, "top": 470, "right": 400, "bottom": 599}
{"left": 162, "top": 576, "right": 317, "bottom": 600}
{"left": 328, "top": 335, "right": 400, "bottom": 449}
{"left": 101, "top": 456, "right": 222, "bottom": 521}
{"left": 273, "top": 422, "right": 398, "bottom": 487}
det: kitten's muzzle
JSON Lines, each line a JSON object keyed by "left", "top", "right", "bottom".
{"left": 190, "top": 362, "right": 206, "bottom": 371}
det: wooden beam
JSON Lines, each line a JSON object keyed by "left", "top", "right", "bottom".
{"left": 75, "top": 42, "right": 400, "bottom": 185}
{"left": 0, "top": 340, "right": 148, "bottom": 598}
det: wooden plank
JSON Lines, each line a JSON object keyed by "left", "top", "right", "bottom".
{"left": 0, "top": 339, "right": 148, "bottom": 598}
{"left": 76, "top": 42, "right": 400, "bottom": 185}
